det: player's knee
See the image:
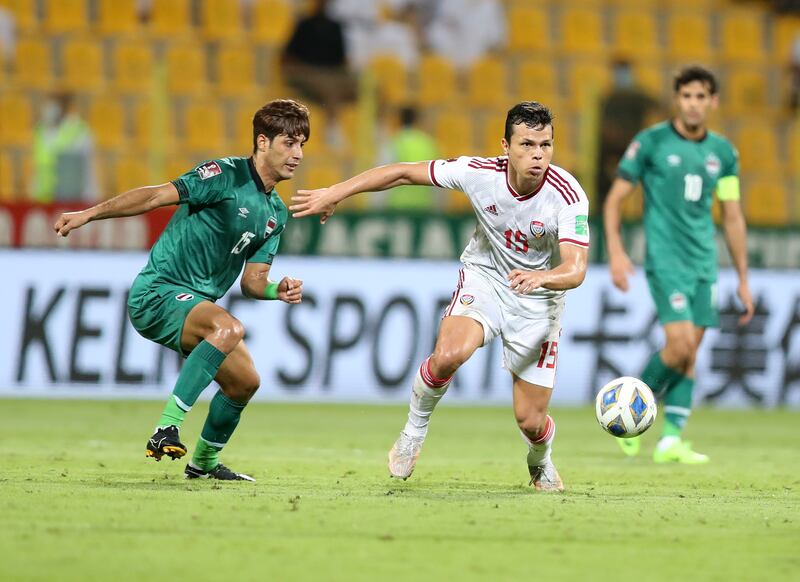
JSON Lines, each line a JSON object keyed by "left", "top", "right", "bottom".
{"left": 431, "top": 345, "right": 470, "bottom": 376}
{"left": 211, "top": 318, "right": 246, "bottom": 352}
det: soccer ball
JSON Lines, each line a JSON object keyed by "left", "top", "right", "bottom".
{"left": 595, "top": 376, "right": 657, "bottom": 438}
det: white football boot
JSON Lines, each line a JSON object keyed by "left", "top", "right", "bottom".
{"left": 387, "top": 431, "right": 425, "bottom": 480}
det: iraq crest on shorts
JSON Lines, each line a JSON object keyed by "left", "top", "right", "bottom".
{"left": 530, "top": 220, "right": 545, "bottom": 239}
{"left": 705, "top": 153, "right": 721, "bottom": 178}
{"left": 265, "top": 216, "right": 277, "bottom": 237}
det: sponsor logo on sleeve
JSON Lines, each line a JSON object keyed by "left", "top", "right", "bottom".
{"left": 530, "top": 220, "right": 545, "bottom": 238}
{"left": 196, "top": 161, "right": 222, "bottom": 180}
{"left": 624, "top": 141, "right": 641, "bottom": 160}
{"left": 575, "top": 215, "right": 588, "bottom": 236}
{"left": 175, "top": 293, "right": 195, "bottom": 302}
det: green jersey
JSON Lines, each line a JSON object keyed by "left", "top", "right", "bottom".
{"left": 133, "top": 157, "right": 288, "bottom": 300}
{"left": 617, "top": 121, "right": 738, "bottom": 278}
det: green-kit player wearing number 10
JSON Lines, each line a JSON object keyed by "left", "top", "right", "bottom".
{"left": 53, "top": 99, "right": 310, "bottom": 481}
{"left": 604, "top": 66, "right": 754, "bottom": 464}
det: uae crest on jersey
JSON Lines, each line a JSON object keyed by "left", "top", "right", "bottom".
{"left": 705, "top": 153, "right": 721, "bottom": 177}
{"left": 265, "top": 216, "right": 277, "bottom": 236}
{"left": 530, "top": 220, "right": 545, "bottom": 238}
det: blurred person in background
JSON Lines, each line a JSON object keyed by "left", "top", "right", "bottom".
{"left": 52, "top": 100, "right": 308, "bottom": 482}
{"left": 425, "top": 0, "right": 506, "bottom": 69}
{"left": 0, "top": 4, "right": 15, "bottom": 69}
{"left": 31, "top": 92, "right": 99, "bottom": 203}
{"left": 382, "top": 106, "right": 439, "bottom": 210}
{"left": 604, "top": 66, "right": 754, "bottom": 464}
{"left": 292, "top": 102, "right": 590, "bottom": 492}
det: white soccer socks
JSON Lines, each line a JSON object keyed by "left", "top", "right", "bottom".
{"left": 522, "top": 414, "right": 556, "bottom": 467}
{"left": 402, "top": 357, "right": 452, "bottom": 438}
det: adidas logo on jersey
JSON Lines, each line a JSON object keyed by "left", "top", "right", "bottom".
{"left": 483, "top": 205, "right": 499, "bottom": 216}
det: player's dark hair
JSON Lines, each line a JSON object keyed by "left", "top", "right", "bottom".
{"left": 673, "top": 65, "right": 718, "bottom": 95}
{"left": 253, "top": 99, "right": 310, "bottom": 151}
{"left": 504, "top": 102, "right": 553, "bottom": 142}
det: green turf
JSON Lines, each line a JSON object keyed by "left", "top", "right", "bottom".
{"left": 0, "top": 400, "right": 797, "bottom": 581}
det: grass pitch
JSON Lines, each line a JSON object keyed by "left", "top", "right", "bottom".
{"left": 0, "top": 399, "right": 797, "bottom": 582}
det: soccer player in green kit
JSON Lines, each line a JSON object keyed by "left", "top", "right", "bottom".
{"left": 604, "top": 66, "right": 754, "bottom": 464}
{"left": 53, "top": 99, "right": 308, "bottom": 481}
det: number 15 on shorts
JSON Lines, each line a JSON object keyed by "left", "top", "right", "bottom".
{"left": 537, "top": 341, "right": 558, "bottom": 369}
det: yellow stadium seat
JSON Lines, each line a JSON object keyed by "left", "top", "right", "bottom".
{"left": 303, "top": 163, "right": 343, "bottom": 191}
{"left": 560, "top": 7, "right": 605, "bottom": 56}
{"left": 565, "top": 61, "right": 610, "bottom": 109}
{"left": 417, "top": 55, "right": 457, "bottom": 107}
{"left": 507, "top": 5, "right": 551, "bottom": 53}
{"left": 164, "top": 156, "right": 196, "bottom": 183}
{"left": 149, "top": 0, "right": 192, "bottom": 38}
{"left": 367, "top": 55, "right": 408, "bottom": 106}
{"left": 435, "top": 111, "right": 473, "bottom": 159}
{"left": 114, "top": 154, "right": 150, "bottom": 194}
{"left": 719, "top": 9, "right": 766, "bottom": 64}
{"left": 96, "top": 0, "right": 139, "bottom": 36}
{"left": 132, "top": 100, "right": 175, "bottom": 151}
{"left": 612, "top": 10, "right": 660, "bottom": 60}
{"left": 62, "top": 37, "right": 104, "bottom": 92}
{"left": 13, "top": 37, "right": 53, "bottom": 90}
{"left": 0, "top": 93, "right": 33, "bottom": 146}
{"left": 726, "top": 69, "right": 769, "bottom": 116}
{"left": 467, "top": 56, "right": 508, "bottom": 108}
{"left": 774, "top": 16, "right": 800, "bottom": 65}
{"left": 217, "top": 43, "right": 258, "bottom": 96}
{"left": 44, "top": 0, "right": 88, "bottom": 34}
{"left": 111, "top": 41, "right": 154, "bottom": 94}
{"left": 299, "top": 105, "right": 327, "bottom": 156}
{"left": 632, "top": 61, "right": 664, "bottom": 98}
{"left": 231, "top": 96, "right": 266, "bottom": 152}
{"left": 744, "top": 178, "right": 788, "bottom": 226}
{"left": 2, "top": 0, "right": 40, "bottom": 32}
{"left": 666, "top": 12, "right": 712, "bottom": 63}
{"left": 252, "top": 0, "right": 293, "bottom": 46}
{"left": 0, "top": 149, "right": 14, "bottom": 200}
{"left": 165, "top": 43, "right": 207, "bottom": 96}
{"left": 479, "top": 114, "right": 506, "bottom": 158}
{"left": 515, "top": 59, "right": 558, "bottom": 104}
{"left": 733, "top": 122, "right": 780, "bottom": 173}
{"left": 183, "top": 101, "right": 226, "bottom": 154}
{"left": 553, "top": 118, "right": 576, "bottom": 173}
{"left": 200, "top": 0, "right": 243, "bottom": 41}
{"left": 87, "top": 96, "right": 125, "bottom": 150}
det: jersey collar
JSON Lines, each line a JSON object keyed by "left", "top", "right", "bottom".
{"left": 670, "top": 121, "right": 708, "bottom": 143}
{"left": 247, "top": 156, "right": 271, "bottom": 195}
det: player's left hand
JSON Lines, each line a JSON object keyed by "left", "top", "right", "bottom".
{"left": 737, "top": 281, "right": 754, "bottom": 325}
{"left": 508, "top": 269, "right": 547, "bottom": 295}
{"left": 290, "top": 188, "right": 339, "bottom": 224}
{"left": 278, "top": 276, "right": 303, "bottom": 304}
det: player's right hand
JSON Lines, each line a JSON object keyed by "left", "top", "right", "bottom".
{"left": 53, "top": 211, "right": 90, "bottom": 237}
{"left": 290, "top": 188, "right": 339, "bottom": 224}
{"left": 609, "top": 252, "right": 635, "bottom": 292}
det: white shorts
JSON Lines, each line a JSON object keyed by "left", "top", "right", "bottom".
{"left": 443, "top": 266, "right": 562, "bottom": 388}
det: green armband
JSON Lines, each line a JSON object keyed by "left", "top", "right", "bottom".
{"left": 716, "top": 176, "right": 741, "bottom": 201}
{"left": 264, "top": 281, "right": 279, "bottom": 300}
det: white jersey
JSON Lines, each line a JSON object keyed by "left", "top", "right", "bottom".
{"left": 428, "top": 156, "right": 590, "bottom": 309}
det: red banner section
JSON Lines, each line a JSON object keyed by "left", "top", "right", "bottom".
{"left": 0, "top": 202, "right": 176, "bottom": 249}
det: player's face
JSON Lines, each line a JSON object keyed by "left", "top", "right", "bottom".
{"left": 674, "top": 81, "right": 718, "bottom": 130}
{"left": 264, "top": 133, "right": 306, "bottom": 180}
{"left": 502, "top": 123, "right": 554, "bottom": 181}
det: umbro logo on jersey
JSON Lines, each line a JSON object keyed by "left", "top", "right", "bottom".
{"left": 265, "top": 216, "right": 277, "bottom": 236}
{"left": 175, "top": 293, "right": 194, "bottom": 302}
{"left": 238, "top": 207, "right": 249, "bottom": 218}
{"left": 667, "top": 154, "right": 681, "bottom": 167}
{"left": 196, "top": 161, "right": 222, "bottom": 180}
{"left": 483, "top": 205, "right": 499, "bottom": 216}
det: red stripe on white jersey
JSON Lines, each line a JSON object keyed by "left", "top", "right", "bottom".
{"left": 428, "top": 160, "right": 443, "bottom": 188}
{"left": 546, "top": 176, "right": 574, "bottom": 205}
{"left": 559, "top": 238, "right": 589, "bottom": 247}
{"left": 548, "top": 167, "right": 580, "bottom": 203}
{"left": 444, "top": 268, "right": 465, "bottom": 317}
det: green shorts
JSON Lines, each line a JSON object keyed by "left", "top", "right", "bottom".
{"left": 127, "top": 279, "right": 210, "bottom": 356}
{"left": 645, "top": 270, "right": 719, "bottom": 328}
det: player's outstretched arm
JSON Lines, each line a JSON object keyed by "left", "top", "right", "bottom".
{"left": 241, "top": 263, "right": 303, "bottom": 304}
{"left": 290, "top": 161, "right": 432, "bottom": 223}
{"left": 720, "top": 199, "right": 754, "bottom": 325}
{"left": 508, "top": 244, "right": 588, "bottom": 294}
{"left": 54, "top": 183, "right": 181, "bottom": 237}
{"left": 603, "top": 177, "right": 637, "bottom": 292}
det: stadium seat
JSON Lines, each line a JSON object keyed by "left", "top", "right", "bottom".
{"left": 367, "top": 55, "right": 409, "bottom": 106}
{"left": 149, "top": 0, "right": 193, "bottom": 38}
{"left": 631, "top": 61, "right": 664, "bottom": 98}
{"left": 61, "top": 37, "right": 105, "bottom": 92}
{"left": 743, "top": 178, "right": 788, "bottom": 226}
{"left": 304, "top": 163, "right": 344, "bottom": 192}
{"left": 416, "top": 55, "right": 457, "bottom": 107}
{"left": 111, "top": 41, "right": 155, "bottom": 94}
{"left": 87, "top": 96, "right": 126, "bottom": 151}
{"left": 773, "top": 15, "right": 800, "bottom": 65}
{"left": 565, "top": 61, "right": 610, "bottom": 109}
{"left": 200, "top": 0, "right": 243, "bottom": 41}
{"left": 165, "top": 43, "right": 208, "bottom": 96}
{"left": 183, "top": 101, "right": 226, "bottom": 154}
{"left": 559, "top": 6, "right": 605, "bottom": 56}
{"left": 514, "top": 59, "right": 558, "bottom": 105}
{"left": 164, "top": 155, "right": 196, "bottom": 183}
{"left": 299, "top": 105, "right": 327, "bottom": 156}
{"left": 479, "top": 114, "right": 506, "bottom": 158}
{"left": 507, "top": 5, "right": 551, "bottom": 53}
{"left": 719, "top": 8, "right": 766, "bottom": 64}
{"left": 733, "top": 123, "right": 781, "bottom": 173}
{"left": 96, "top": 0, "right": 139, "bottom": 36}
{"left": 216, "top": 43, "right": 258, "bottom": 96}
{"left": 252, "top": 0, "right": 293, "bottom": 46}
{"left": 665, "top": 12, "right": 712, "bottom": 63}
{"left": 114, "top": 154, "right": 150, "bottom": 194}
{"left": 726, "top": 69, "right": 770, "bottom": 116}
{"left": 0, "top": 93, "right": 33, "bottom": 147}
{"left": 132, "top": 100, "right": 174, "bottom": 151}
{"left": 612, "top": 10, "right": 660, "bottom": 60}
{"left": 0, "top": 150, "right": 14, "bottom": 200}
{"left": 43, "top": 0, "right": 88, "bottom": 34}
{"left": 467, "top": 56, "right": 508, "bottom": 108}
{"left": 2, "top": 0, "right": 40, "bottom": 32}
{"left": 13, "top": 37, "right": 53, "bottom": 90}
{"left": 434, "top": 111, "right": 473, "bottom": 159}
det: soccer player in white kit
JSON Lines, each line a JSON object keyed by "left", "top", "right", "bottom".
{"left": 291, "top": 103, "right": 589, "bottom": 491}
